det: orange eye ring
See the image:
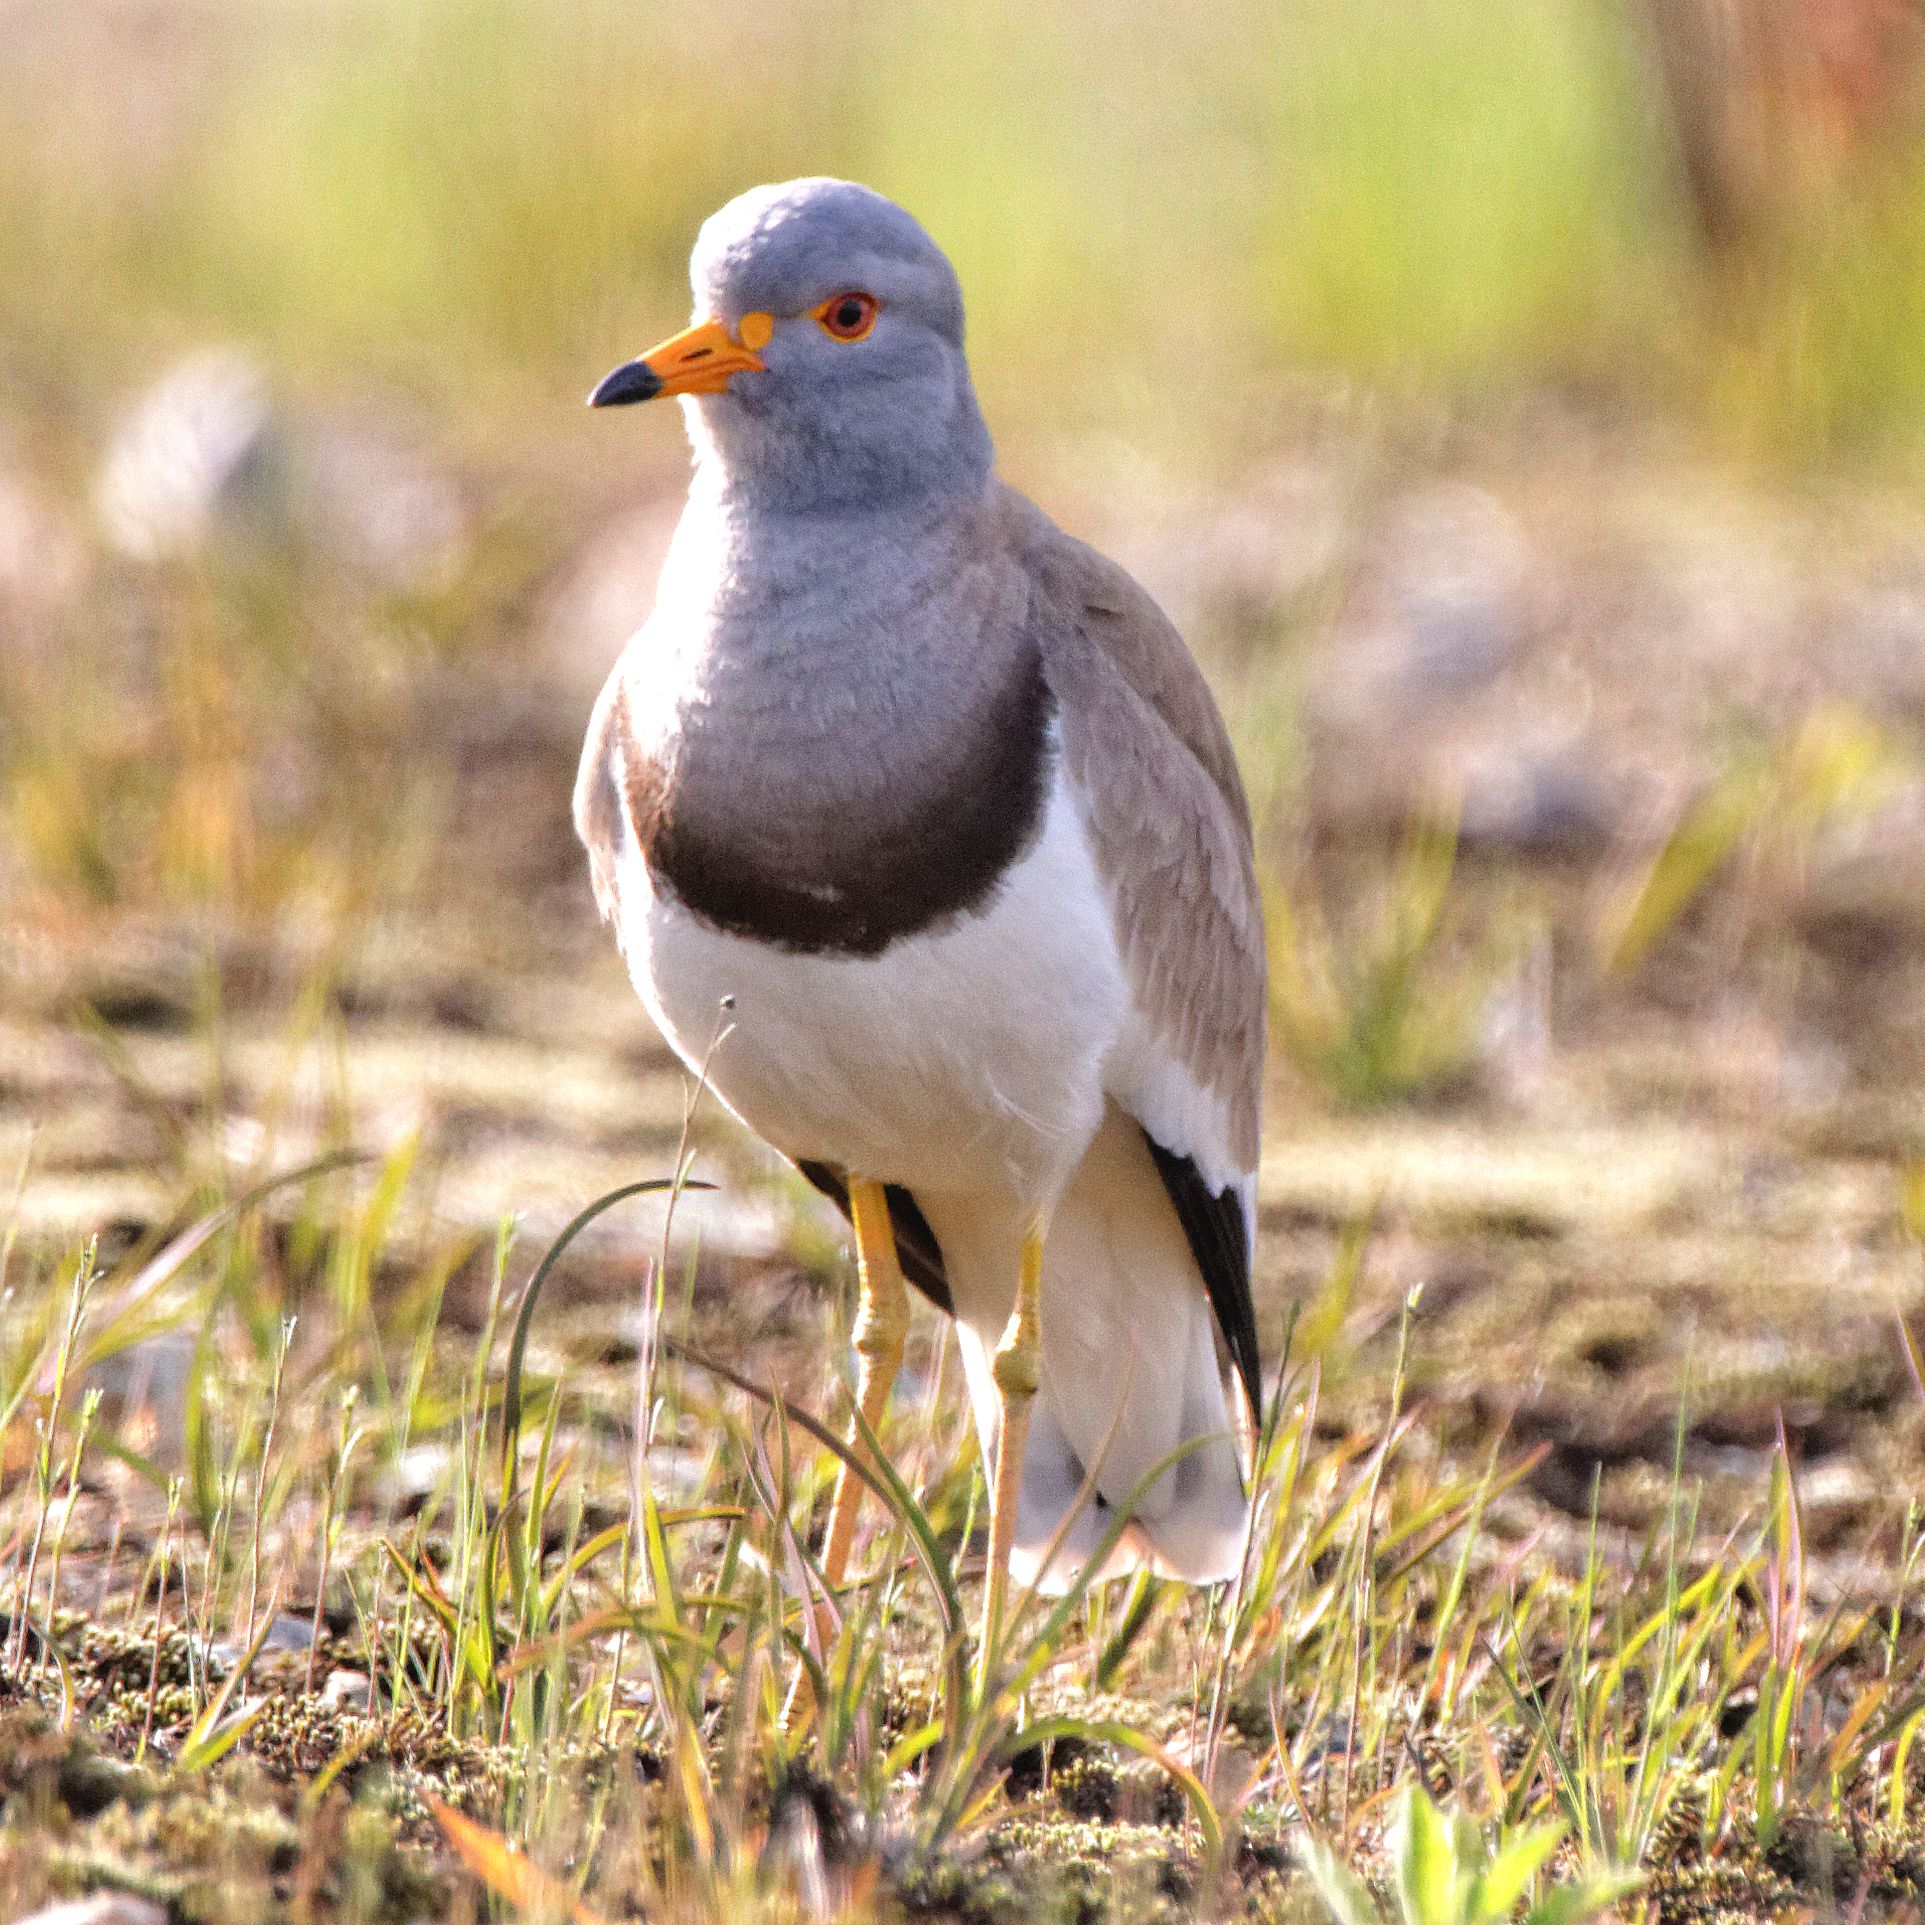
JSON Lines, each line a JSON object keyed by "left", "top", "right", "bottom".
{"left": 814, "top": 291, "right": 880, "bottom": 341}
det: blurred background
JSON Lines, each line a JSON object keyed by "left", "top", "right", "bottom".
{"left": 10, "top": 0, "right": 1925, "bottom": 1527}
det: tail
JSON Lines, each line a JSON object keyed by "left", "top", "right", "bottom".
{"left": 927, "top": 1103, "right": 1253, "bottom": 1594}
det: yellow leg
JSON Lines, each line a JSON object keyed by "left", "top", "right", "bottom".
{"left": 818, "top": 1176, "right": 910, "bottom": 1593}
{"left": 979, "top": 1228, "right": 1044, "bottom": 1689}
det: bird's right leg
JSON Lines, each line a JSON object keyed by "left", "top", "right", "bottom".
{"left": 978, "top": 1224, "right": 1044, "bottom": 1690}
{"left": 818, "top": 1176, "right": 909, "bottom": 1593}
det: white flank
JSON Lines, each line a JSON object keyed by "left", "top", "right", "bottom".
{"left": 614, "top": 751, "right": 1252, "bottom": 1589}
{"left": 615, "top": 754, "right": 1127, "bottom": 1207}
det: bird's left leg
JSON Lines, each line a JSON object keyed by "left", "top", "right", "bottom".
{"left": 818, "top": 1176, "right": 910, "bottom": 1593}
{"left": 979, "top": 1224, "right": 1044, "bottom": 1687}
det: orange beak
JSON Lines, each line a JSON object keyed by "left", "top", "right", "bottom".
{"left": 588, "top": 312, "right": 773, "bottom": 406}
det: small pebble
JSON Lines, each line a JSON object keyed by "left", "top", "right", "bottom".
{"left": 322, "top": 1669, "right": 374, "bottom": 1711}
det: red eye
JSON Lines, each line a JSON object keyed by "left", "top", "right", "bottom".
{"left": 814, "top": 291, "right": 879, "bottom": 341}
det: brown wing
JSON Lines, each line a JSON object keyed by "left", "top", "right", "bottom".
{"left": 1002, "top": 488, "right": 1268, "bottom": 1417}
{"left": 1005, "top": 488, "right": 1267, "bottom": 1174}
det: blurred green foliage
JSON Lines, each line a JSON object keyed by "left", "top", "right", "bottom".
{"left": 10, "top": 0, "right": 1925, "bottom": 926}
{"left": 4, "top": 0, "right": 1924, "bottom": 460}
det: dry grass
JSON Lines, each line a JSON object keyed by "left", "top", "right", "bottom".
{"left": 6, "top": 745, "right": 1925, "bottom": 1920}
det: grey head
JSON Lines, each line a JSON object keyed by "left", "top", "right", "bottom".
{"left": 591, "top": 178, "right": 994, "bottom": 516}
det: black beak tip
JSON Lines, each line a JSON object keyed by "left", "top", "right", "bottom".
{"left": 588, "top": 360, "right": 663, "bottom": 408}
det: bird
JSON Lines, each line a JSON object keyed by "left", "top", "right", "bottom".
{"left": 575, "top": 178, "right": 1267, "bottom": 1663}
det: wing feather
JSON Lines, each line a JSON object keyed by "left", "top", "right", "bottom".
{"left": 1004, "top": 487, "right": 1268, "bottom": 1404}
{"left": 796, "top": 1162, "right": 954, "bottom": 1315}
{"left": 574, "top": 665, "right": 630, "bottom": 924}
{"left": 1006, "top": 488, "right": 1266, "bottom": 1174}
{"left": 1142, "top": 1131, "right": 1262, "bottom": 1422}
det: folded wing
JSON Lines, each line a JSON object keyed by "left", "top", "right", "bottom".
{"left": 1008, "top": 486, "right": 1268, "bottom": 1421}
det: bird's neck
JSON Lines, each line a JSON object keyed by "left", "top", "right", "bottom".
{"left": 658, "top": 470, "right": 1006, "bottom": 657}
{"left": 684, "top": 378, "right": 996, "bottom": 524}
{"left": 633, "top": 478, "right": 1037, "bottom": 825}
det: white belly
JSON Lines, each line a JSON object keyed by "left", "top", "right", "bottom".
{"left": 615, "top": 766, "right": 1129, "bottom": 1207}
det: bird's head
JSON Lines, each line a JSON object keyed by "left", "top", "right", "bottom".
{"left": 590, "top": 178, "right": 992, "bottom": 514}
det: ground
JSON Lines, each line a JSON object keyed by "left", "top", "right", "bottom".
{"left": 7, "top": 408, "right": 1925, "bottom": 1921}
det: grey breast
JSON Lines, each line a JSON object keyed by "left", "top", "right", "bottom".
{"left": 618, "top": 522, "right": 1058, "bottom": 959}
